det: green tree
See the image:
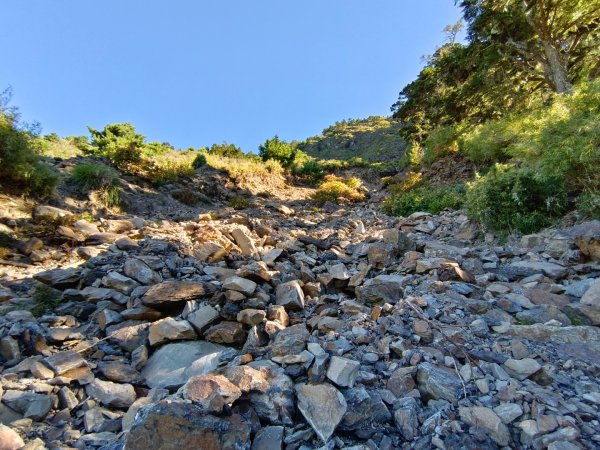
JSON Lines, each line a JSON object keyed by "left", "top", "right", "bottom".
{"left": 258, "top": 136, "right": 296, "bottom": 167}
{"left": 87, "top": 123, "right": 147, "bottom": 168}
{"left": 460, "top": 0, "right": 600, "bottom": 93}
{"left": 206, "top": 142, "right": 244, "bottom": 158}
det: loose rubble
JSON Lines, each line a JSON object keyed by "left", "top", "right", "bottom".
{"left": 1, "top": 200, "right": 600, "bottom": 450}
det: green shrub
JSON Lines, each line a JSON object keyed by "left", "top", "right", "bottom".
{"left": 577, "top": 192, "right": 600, "bottom": 219}
{"left": 293, "top": 159, "right": 325, "bottom": 184}
{"left": 259, "top": 136, "right": 296, "bottom": 168}
{"left": 383, "top": 183, "right": 464, "bottom": 217}
{"left": 462, "top": 120, "right": 515, "bottom": 165}
{"left": 71, "top": 162, "right": 121, "bottom": 208}
{"left": 0, "top": 96, "right": 58, "bottom": 198}
{"left": 31, "top": 284, "right": 63, "bottom": 317}
{"left": 87, "top": 123, "right": 146, "bottom": 170}
{"left": 229, "top": 195, "right": 251, "bottom": 210}
{"left": 465, "top": 165, "right": 567, "bottom": 234}
{"left": 422, "top": 125, "right": 461, "bottom": 166}
{"left": 206, "top": 142, "right": 245, "bottom": 158}
{"left": 312, "top": 175, "right": 366, "bottom": 206}
{"left": 192, "top": 152, "right": 208, "bottom": 168}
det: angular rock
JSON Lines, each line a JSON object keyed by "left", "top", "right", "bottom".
{"left": 142, "top": 281, "right": 213, "bottom": 310}
{"left": 231, "top": 227, "right": 258, "bottom": 257}
{"left": 125, "top": 402, "right": 251, "bottom": 450}
{"left": 296, "top": 383, "right": 347, "bottom": 442}
{"left": 186, "top": 304, "right": 220, "bottom": 333}
{"left": 148, "top": 317, "right": 197, "bottom": 346}
{"left": 1, "top": 390, "right": 53, "bottom": 421}
{"left": 182, "top": 374, "right": 242, "bottom": 413}
{"left": 355, "top": 275, "right": 404, "bottom": 304}
{"left": 416, "top": 362, "right": 463, "bottom": 403}
{"left": 275, "top": 280, "right": 305, "bottom": 311}
{"left": 124, "top": 258, "right": 161, "bottom": 285}
{"left": 326, "top": 356, "right": 360, "bottom": 388}
{"left": 141, "top": 341, "right": 228, "bottom": 389}
{"left": 204, "top": 321, "right": 246, "bottom": 344}
{"left": 459, "top": 406, "right": 510, "bottom": 446}
{"left": 237, "top": 308, "right": 266, "bottom": 326}
{"left": 581, "top": 278, "right": 600, "bottom": 307}
{"left": 251, "top": 425, "right": 284, "bottom": 450}
{"left": 86, "top": 379, "right": 136, "bottom": 408}
{"left": 102, "top": 272, "right": 140, "bottom": 295}
{"left": 0, "top": 424, "right": 25, "bottom": 450}
{"left": 271, "top": 324, "right": 309, "bottom": 357}
{"left": 503, "top": 358, "right": 542, "bottom": 381}
{"left": 394, "top": 397, "right": 419, "bottom": 441}
{"left": 222, "top": 276, "right": 257, "bottom": 295}
{"left": 98, "top": 361, "right": 145, "bottom": 385}
{"left": 44, "top": 350, "right": 86, "bottom": 375}
{"left": 34, "top": 268, "right": 80, "bottom": 289}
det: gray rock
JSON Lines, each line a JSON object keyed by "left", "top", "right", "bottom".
{"left": 251, "top": 425, "right": 284, "bottom": 450}
{"left": 86, "top": 379, "right": 136, "bottom": 408}
{"left": 124, "top": 258, "right": 161, "bottom": 285}
{"left": 0, "top": 336, "right": 20, "bottom": 361}
{"left": 581, "top": 278, "right": 600, "bottom": 307}
{"left": 222, "top": 276, "right": 257, "bottom": 295}
{"left": 237, "top": 308, "right": 266, "bottom": 326}
{"left": 231, "top": 227, "right": 258, "bottom": 256}
{"left": 296, "top": 383, "right": 347, "bottom": 442}
{"left": 493, "top": 403, "right": 523, "bottom": 424}
{"left": 34, "top": 267, "right": 80, "bottom": 289}
{"left": 142, "top": 281, "right": 214, "bottom": 310}
{"left": 44, "top": 350, "right": 86, "bottom": 375}
{"left": 394, "top": 397, "right": 419, "bottom": 441}
{"left": 416, "top": 362, "right": 464, "bottom": 403}
{"left": 275, "top": 280, "right": 305, "bottom": 310}
{"left": 33, "top": 205, "right": 73, "bottom": 222}
{"left": 186, "top": 304, "right": 220, "bottom": 333}
{"left": 102, "top": 272, "right": 140, "bottom": 295}
{"left": 182, "top": 373, "right": 242, "bottom": 413}
{"left": 141, "top": 341, "right": 228, "bottom": 389}
{"left": 1, "top": 390, "right": 53, "bottom": 420}
{"left": 459, "top": 406, "right": 510, "bottom": 446}
{"left": 326, "top": 356, "right": 360, "bottom": 388}
{"left": 271, "top": 324, "right": 309, "bottom": 357}
{"left": 503, "top": 358, "right": 542, "bottom": 380}
{"left": 148, "top": 317, "right": 197, "bottom": 346}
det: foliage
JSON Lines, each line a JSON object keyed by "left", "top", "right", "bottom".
{"left": 312, "top": 175, "right": 366, "bottom": 206}
{"left": 192, "top": 152, "right": 208, "bottom": 168}
{"left": 302, "top": 116, "right": 406, "bottom": 162}
{"left": 39, "top": 137, "right": 83, "bottom": 159}
{"left": 422, "top": 124, "right": 462, "bottom": 166}
{"left": 87, "top": 123, "right": 147, "bottom": 169}
{"left": 229, "top": 195, "right": 251, "bottom": 210}
{"left": 259, "top": 136, "right": 297, "bottom": 168}
{"left": 383, "top": 184, "right": 464, "bottom": 217}
{"left": 0, "top": 89, "right": 58, "bottom": 198}
{"left": 205, "top": 153, "right": 284, "bottom": 182}
{"left": 293, "top": 159, "right": 325, "bottom": 184}
{"left": 31, "top": 284, "right": 63, "bottom": 317}
{"left": 71, "top": 162, "right": 121, "bottom": 208}
{"left": 205, "top": 142, "right": 245, "bottom": 158}
{"left": 465, "top": 165, "right": 567, "bottom": 234}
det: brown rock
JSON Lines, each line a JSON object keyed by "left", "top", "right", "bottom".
{"left": 182, "top": 374, "right": 242, "bottom": 413}
{"left": 204, "top": 321, "right": 246, "bottom": 344}
{"left": 142, "top": 281, "right": 214, "bottom": 310}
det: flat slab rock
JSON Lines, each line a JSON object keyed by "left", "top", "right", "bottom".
{"left": 142, "top": 281, "right": 215, "bottom": 309}
{"left": 141, "top": 341, "right": 229, "bottom": 389}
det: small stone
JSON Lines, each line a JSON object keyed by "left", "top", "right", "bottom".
{"left": 296, "top": 383, "right": 347, "bottom": 442}
{"left": 581, "top": 278, "right": 600, "bottom": 307}
{"left": 394, "top": 397, "right": 419, "bottom": 440}
{"left": 267, "top": 305, "right": 288, "bottom": 326}
{"left": 0, "top": 336, "right": 20, "bottom": 361}
{"left": 102, "top": 272, "right": 140, "bottom": 295}
{"left": 44, "top": 351, "right": 86, "bottom": 375}
{"left": 416, "top": 362, "right": 463, "bottom": 403}
{"left": 271, "top": 324, "right": 309, "bottom": 357}
{"left": 124, "top": 258, "right": 161, "bottom": 285}
{"left": 251, "top": 425, "right": 284, "bottom": 450}
{"left": 326, "top": 356, "right": 360, "bottom": 388}
{"left": 186, "top": 304, "right": 220, "bottom": 333}
{"left": 493, "top": 403, "right": 523, "bottom": 424}
{"left": 231, "top": 227, "right": 258, "bottom": 256}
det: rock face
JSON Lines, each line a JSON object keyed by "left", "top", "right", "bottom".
{"left": 296, "top": 383, "right": 347, "bottom": 442}
{"left": 125, "top": 402, "right": 251, "bottom": 450}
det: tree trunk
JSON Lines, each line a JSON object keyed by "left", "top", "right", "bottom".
{"left": 541, "top": 41, "right": 573, "bottom": 93}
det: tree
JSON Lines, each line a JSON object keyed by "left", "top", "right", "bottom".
{"left": 206, "top": 142, "right": 244, "bottom": 158}
{"left": 258, "top": 136, "right": 296, "bottom": 167}
{"left": 460, "top": 0, "right": 600, "bottom": 93}
{"left": 88, "top": 123, "right": 147, "bottom": 168}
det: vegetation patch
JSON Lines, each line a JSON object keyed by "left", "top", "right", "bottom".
{"left": 71, "top": 162, "right": 121, "bottom": 208}
{"left": 31, "top": 284, "right": 63, "bottom": 317}
{"left": 383, "top": 183, "right": 464, "bottom": 217}
{"left": 312, "top": 175, "right": 366, "bottom": 206}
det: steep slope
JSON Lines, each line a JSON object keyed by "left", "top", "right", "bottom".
{"left": 302, "top": 116, "right": 406, "bottom": 162}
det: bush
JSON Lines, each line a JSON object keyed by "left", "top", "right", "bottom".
{"left": 71, "top": 162, "right": 121, "bottom": 208}
{"left": 293, "top": 159, "right": 325, "bottom": 184}
{"left": 383, "top": 183, "right": 464, "bottom": 217}
{"left": 312, "top": 175, "right": 366, "bottom": 206}
{"left": 87, "top": 123, "right": 146, "bottom": 170}
{"left": 422, "top": 125, "right": 461, "bottom": 166}
{"left": 206, "top": 142, "right": 244, "bottom": 158}
{"left": 0, "top": 94, "right": 58, "bottom": 198}
{"left": 465, "top": 165, "right": 567, "bottom": 234}
{"left": 229, "top": 195, "right": 251, "bottom": 210}
{"left": 259, "top": 136, "right": 296, "bottom": 168}
{"left": 192, "top": 152, "right": 208, "bottom": 168}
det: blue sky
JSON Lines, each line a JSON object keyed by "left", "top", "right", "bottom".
{"left": 1, "top": 1, "right": 463, "bottom": 152}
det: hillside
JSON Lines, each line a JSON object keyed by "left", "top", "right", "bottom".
{"left": 301, "top": 116, "right": 406, "bottom": 162}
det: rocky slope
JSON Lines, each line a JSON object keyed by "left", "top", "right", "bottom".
{"left": 0, "top": 196, "right": 600, "bottom": 450}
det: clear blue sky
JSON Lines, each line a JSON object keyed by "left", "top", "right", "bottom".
{"left": 1, "top": 1, "right": 462, "bottom": 152}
